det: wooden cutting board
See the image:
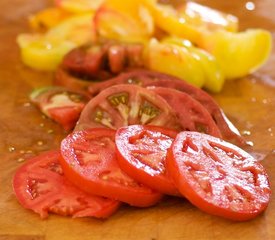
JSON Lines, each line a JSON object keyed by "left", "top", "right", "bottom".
{"left": 1, "top": 0, "right": 275, "bottom": 239}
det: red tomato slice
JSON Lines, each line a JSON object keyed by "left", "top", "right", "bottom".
{"left": 30, "top": 86, "right": 90, "bottom": 130}
{"left": 59, "top": 128, "right": 163, "bottom": 207}
{"left": 86, "top": 69, "right": 245, "bottom": 145}
{"left": 167, "top": 131, "right": 271, "bottom": 221}
{"left": 150, "top": 87, "right": 222, "bottom": 138}
{"left": 115, "top": 125, "right": 180, "bottom": 196}
{"left": 75, "top": 84, "right": 180, "bottom": 131}
{"left": 13, "top": 150, "right": 120, "bottom": 219}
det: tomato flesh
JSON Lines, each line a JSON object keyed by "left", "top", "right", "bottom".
{"left": 12, "top": 150, "right": 120, "bottom": 219}
{"left": 116, "top": 125, "right": 179, "bottom": 196}
{"left": 59, "top": 128, "right": 162, "bottom": 207}
{"left": 167, "top": 131, "right": 271, "bottom": 221}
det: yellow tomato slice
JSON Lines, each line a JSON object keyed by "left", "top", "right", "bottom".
{"left": 178, "top": 2, "right": 238, "bottom": 32}
{"left": 142, "top": 0, "right": 238, "bottom": 44}
{"left": 161, "top": 37, "right": 224, "bottom": 92}
{"left": 18, "top": 13, "right": 95, "bottom": 71}
{"left": 200, "top": 29, "right": 272, "bottom": 79}
{"left": 144, "top": 39, "right": 205, "bottom": 88}
{"left": 46, "top": 13, "right": 95, "bottom": 45}
{"left": 94, "top": 5, "right": 153, "bottom": 43}
{"left": 28, "top": 7, "right": 71, "bottom": 31}
{"left": 17, "top": 34, "right": 76, "bottom": 71}
{"left": 56, "top": 0, "right": 104, "bottom": 13}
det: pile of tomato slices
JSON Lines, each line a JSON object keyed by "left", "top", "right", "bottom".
{"left": 13, "top": 125, "right": 271, "bottom": 221}
{"left": 13, "top": 69, "right": 271, "bottom": 221}
{"left": 33, "top": 69, "right": 245, "bottom": 145}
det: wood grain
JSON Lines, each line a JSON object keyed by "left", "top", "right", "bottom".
{"left": 0, "top": 1, "right": 275, "bottom": 240}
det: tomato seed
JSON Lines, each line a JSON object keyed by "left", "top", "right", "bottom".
{"left": 17, "top": 158, "right": 25, "bottom": 162}
{"left": 8, "top": 146, "right": 15, "bottom": 152}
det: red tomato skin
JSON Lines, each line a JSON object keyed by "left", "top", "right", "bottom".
{"left": 115, "top": 125, "right": 180, "bottom": 196}
{"left": 13, "top": 150, "right": 120, "bottom": 219}
{"left": 166, "top": 131, "right": 271, "bottom": 221}
{"left": 59, "top": 128, "right": 163, "bottom": 207}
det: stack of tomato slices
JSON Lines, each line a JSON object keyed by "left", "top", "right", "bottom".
{"left": 35, "top": 69, "right": 245, "bottom": 145}
{"left": 13, "top": 124, "right": 271, "bottom": 221}
{"left": 13, "top": 69, "right": 270, "bottom": 221}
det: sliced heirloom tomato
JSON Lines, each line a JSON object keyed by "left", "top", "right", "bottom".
{"left": 200, "top": 29, "right": 272, "bottom": 80}
{"left": 160, "top": 36, "right": 224, "bottom": 93}
{"left": 167, "top": 131, "right": 271, "bottom": 221}
{"left": 58, "top": 42, "right": 144, "bottom": 84}
{"left": 142, "top": 0, "right": 238, "bottom": 44}
{"left": 144, "top": 38, "right": 206, "bottom": 88}
{"left": 86, "top": 69, "right": 245, "bottom": 145}
{"left": 13, "top": 150, "right": 120, "bottom": 219}
{"left": 17, "top": 13, "right": 95, "bottom": 71}
{"left": 75, "top": 84, "right": 180, "bottom": 131}
{"left": 116, "top": 125, "right": 179, "bottom": 196}
{"left": 59, "top": 128, "right": 162, "bottom": 207}
{"left": 150, "top": 87, "right": 222, "bottom": 138}
{"left": 55, "top": 0, "right": 104, "bottom": 13}
{"left": 94, "top": 0, "right": 154, "bottom": 43}
{"left": 28, "top": 7, "right": 71, "bottom": 32}
{"left": 30, "top": 86, "right": 90, "bottom": 130}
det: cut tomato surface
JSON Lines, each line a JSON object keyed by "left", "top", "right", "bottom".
{"left": 115, "top": 125, "right": 179, "bottom": 196}
{"left": 59, "top": 128, "right": 163, "bottom": 207}
{"left": 86, "top": 69, "right": 245, "bottom": 145}
{"left": 13, "top": 150, "right": 120, "bottom": 219}
{"left": 167, "top": 131, "right": 271, "bottom": 221}
{"left": 30, "top": 86, "right": 90, "bottom": 130}
{"left": 150, "top": 87, "right": 222, "bottom": 138}
{"left": 75, "top": 84, "right": 180, "bottom": 131}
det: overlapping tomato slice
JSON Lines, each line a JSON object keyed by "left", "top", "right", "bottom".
{"left": 59, "top": 128, "right": 162, "bottom": 207}
{"left": 13, "top": 150, "right": 120, "bottom": 219}
{"left": 75, "top": 84, "right": 180, "bottom": 131}
{"left": 166, "top": 131, "right": 271, "bottom": 221}
{"left": 115, "top": 125, "right": 179, "bottom": 196}
{"left": 30, "top": 86, "right": 90, "bottom": 130}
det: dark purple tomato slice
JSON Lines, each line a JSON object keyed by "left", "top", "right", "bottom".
{"left": 87, "top": 69, "right": 245, "bottom": 145}
{"left": 150, "top": 87, "right": 222, "bottom": 138}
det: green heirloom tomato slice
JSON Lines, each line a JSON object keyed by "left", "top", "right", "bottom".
{"left": 30, "top": 86, "right": 90, "bottom": 130}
